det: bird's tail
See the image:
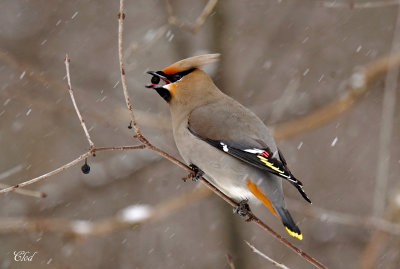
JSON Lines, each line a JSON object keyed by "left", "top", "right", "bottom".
{"left": 247, "top": 178, "right": 303, "bottom": 240}
{"left": 275, "top": 207, "right": 303, "bottom": 240}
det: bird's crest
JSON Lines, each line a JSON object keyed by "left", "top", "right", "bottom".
{"left": 162, "top": 53, "right": 220, "bottom": 75}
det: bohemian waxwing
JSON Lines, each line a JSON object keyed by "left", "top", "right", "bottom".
{"left": 145, "top": 54, "right": 311, "bottom": 240}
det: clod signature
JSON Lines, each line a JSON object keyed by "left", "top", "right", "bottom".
{"left": 13, "top": 251, "right": 37, "bottom": 262}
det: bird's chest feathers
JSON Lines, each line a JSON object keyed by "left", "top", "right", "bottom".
{"left": 173, "top": 121, "right": 202, "bottom": 163}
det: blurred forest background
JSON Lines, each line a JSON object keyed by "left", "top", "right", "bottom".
{"left": 1, "top": 0, "right": 400, "bottom": 268}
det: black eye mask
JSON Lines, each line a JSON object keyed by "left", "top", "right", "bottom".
{"left": 146, "top": 68, "right": 195, "bottom": 87}
{"left": 145, "top": 68, "right": 195, "bottom": 103}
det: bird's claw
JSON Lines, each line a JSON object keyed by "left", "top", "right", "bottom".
{"left": 234, "top": 200, "right": 251, "bottom": 217}
{"left": 189, "top": 164, "right": 204, "bottom": 181}
{"left": 183, "top": 164, "right": 204, "bottom": 182}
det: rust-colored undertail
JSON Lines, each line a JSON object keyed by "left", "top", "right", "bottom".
{"left": 247, "top": 179, "right": 279, "bottom": 219}
{"left": 247, "top": 178, "right": 303, "bottom": 240}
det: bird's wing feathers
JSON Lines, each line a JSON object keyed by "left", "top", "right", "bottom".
{"left": 188, "top": 101, "right": 291, "bottom": 178}
{"left": 189, "top": 126, "right": 291, "bottom": 179}
{"left": 188, "top": 102, "right": 312, "bottom": 204}
{"left": 188, "top": 101, "right": 273, "bottom": 146}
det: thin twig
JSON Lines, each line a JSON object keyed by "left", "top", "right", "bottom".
{"left": 3, "top": 44, "right": 399, "bottom": 144}
{"left": 142, "top": 142, "right": 188, "bottom": 170}
{"left": 319, "top": 0, "right": 400, "bottom": 9}
{"left": 94, "top": 145, "right": 146, "bottom": 152}
{"left": 287, "top": 198, "right": 400, "bottom": 235}
{"left": 0, "top": 52, "right": 147, "bottom": 194}
{"left": 0, "top": 183, "right": 46, "bottom": 198}
{"left": 225, "top": 254, "right": 236, "bottom": 269}
{"left": 114, "top": 2, "right": 326, "bottom": 268}
{"left": 8, "top": 1, "right": 400, "bottom": 267}
{"left": 0, "top": 165, "right": 46, "bottom": 198}
{"left": 0, "top": 164, "right": 24, "bottom": 180}
{"left": 195, "top": 185, "right": 400, "bottom": 237}
{"left": 245, "top": 241, "right": 291, "bottom": 269}
{"left": 143, "top": 180, "right": 400, "bottom": 236}
{"left": 373, "top": 4, "right": 400, "bottom": 217}
{"left": 0, "top": 151, "right": 92, "bottom": 194}
{"left": 193, "top": 0, "right": 218, "bottom": 33}
{"left": 64, "top": 54, "right": 95, "bottom": 149}
{"left": 4, "top": 6, "right": 395, "bottom": 267}
{"left": 165, "top": 0, "right": 218, "bottom": 34}
{"left": 117, "top": 0, "right": 194, "bottom": 168}
{"left": 0, "top": 186, "right": 211, "bottom": 236}
{"left": 0, "top": 47, "right": 172, "bottom": 132}
{"left": 116, "top": 0, "right": 196, "bottom": 171}
{"left": 196, "top": 176, "right": 326, "bottom": 269}
{"left": 360, "top": 6, "right": 400, "bottom": 268}
{"left": 273, "top": 48, "right": 400, "bottom": 141}
{"left": 118, "top": 0, "right": 142, "bottom": 137}
{"left": 0, "top": 145, "right": 145, "bottom": 194}
{"left": 248, "top": 213, "right": 325, "bottom": 268}
{"left": 360, "top": 193, "right": 400, "bottom": 269}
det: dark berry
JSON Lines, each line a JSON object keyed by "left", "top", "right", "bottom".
{"left": 81, "top": 159, "right": 90, "bottom": 174}
{"left": 151, "top": 76, "right": 160, "bottom": 84}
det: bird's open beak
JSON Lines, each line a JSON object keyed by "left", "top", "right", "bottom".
{"left": 145, "top": 71, "right": 171, "bottom": 89}
{"left": 145, "top": 71, "right": 172, "bottom": 102}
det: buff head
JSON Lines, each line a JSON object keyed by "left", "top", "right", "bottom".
{"left": 145, "top": 54, "right": 220, "bottom": 103}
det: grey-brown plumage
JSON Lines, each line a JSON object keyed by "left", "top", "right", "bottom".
{"left": 146, "top": 54, "right": 310, "bottom": 240}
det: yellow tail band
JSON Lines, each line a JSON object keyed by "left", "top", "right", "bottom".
{"left": 285, "top": 227, "right": 303, "bottom": 240}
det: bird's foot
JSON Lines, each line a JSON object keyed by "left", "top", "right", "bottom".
{"left": 234, "top": 200, "right": 251, "bottom": 217}
{"left": 183, "top": 164, "right": 204, "bottom": 182}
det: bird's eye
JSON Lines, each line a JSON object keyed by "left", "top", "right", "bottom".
{"left": 151, "top": 76, "right": 160, "bottom": 84}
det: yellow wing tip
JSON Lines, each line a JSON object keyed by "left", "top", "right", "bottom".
{"left": 285, "top": 227, "right": 303, "bottom": 240}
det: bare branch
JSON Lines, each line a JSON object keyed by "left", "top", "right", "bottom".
{"left": 0, "top": 165, "right": 46, "bottom": 198}
{"left": 0, "top": 183, "right": 46, "bottom": 198}
{"left": 0, "top": 145, "right": 144, "bottom": 194}
{"left": 0, "top": 164, "right": 23, "bottom": 180}
{"left": 64, "top": 54, "right": 95, "bottom": 149}
{"left": 248, "top": 213, "right": 325, "bottom": 268}
{"left": 319, "top": 0, "right": 400, "bottom": 9}
{"left": 273, "top": 48, "right": 400, "bottom": 141}
{"left": 5, "top": 44, "right": 399, "bottom": 145}
{"left": 194, "top": 176, "right": 326, "bottom": 269}
{"left": 115, "top": 2, "right": 325, "bottom": 268}
{"left": 360, "top": 192, "right": 400, "bottom": 269}
{"left": 0, "top": 151, "right": 91, "bottom": 194}
{"left": 4, "top": 44, "right": 399, "bottom": 149}
{"left": 10, "top": 1, "right": 394, "bottom": 267}
{"left": 93, "top": 145, "right": 146, "bottom": 152}
{"left": 193, "top": 0, "right": 218, "bottom": 33}
{"left": 287, "top": 198, "right": 400, "bottom": 235}
{"left": 360, "top": 7, "right": 400, "bottom": 268}
{"left": 165, "top": 0, "right": 218, "bottom": 34}
{"left": 245, "top": 241, "right": 291, "bottom": 269}
{"left": 373, "top": 5, "right": 400, "bottom": 217}
{"left": 0, "top": 186, "right": 210, "bottom": 237}
{"left": 118, "top": 0, "right": 142, "bottom": 137}
{"left": 225, "top": 254, "right": 236, "bottom": 269}
{"left": 0, "top": 50, "right": 148, "bottom": 195}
